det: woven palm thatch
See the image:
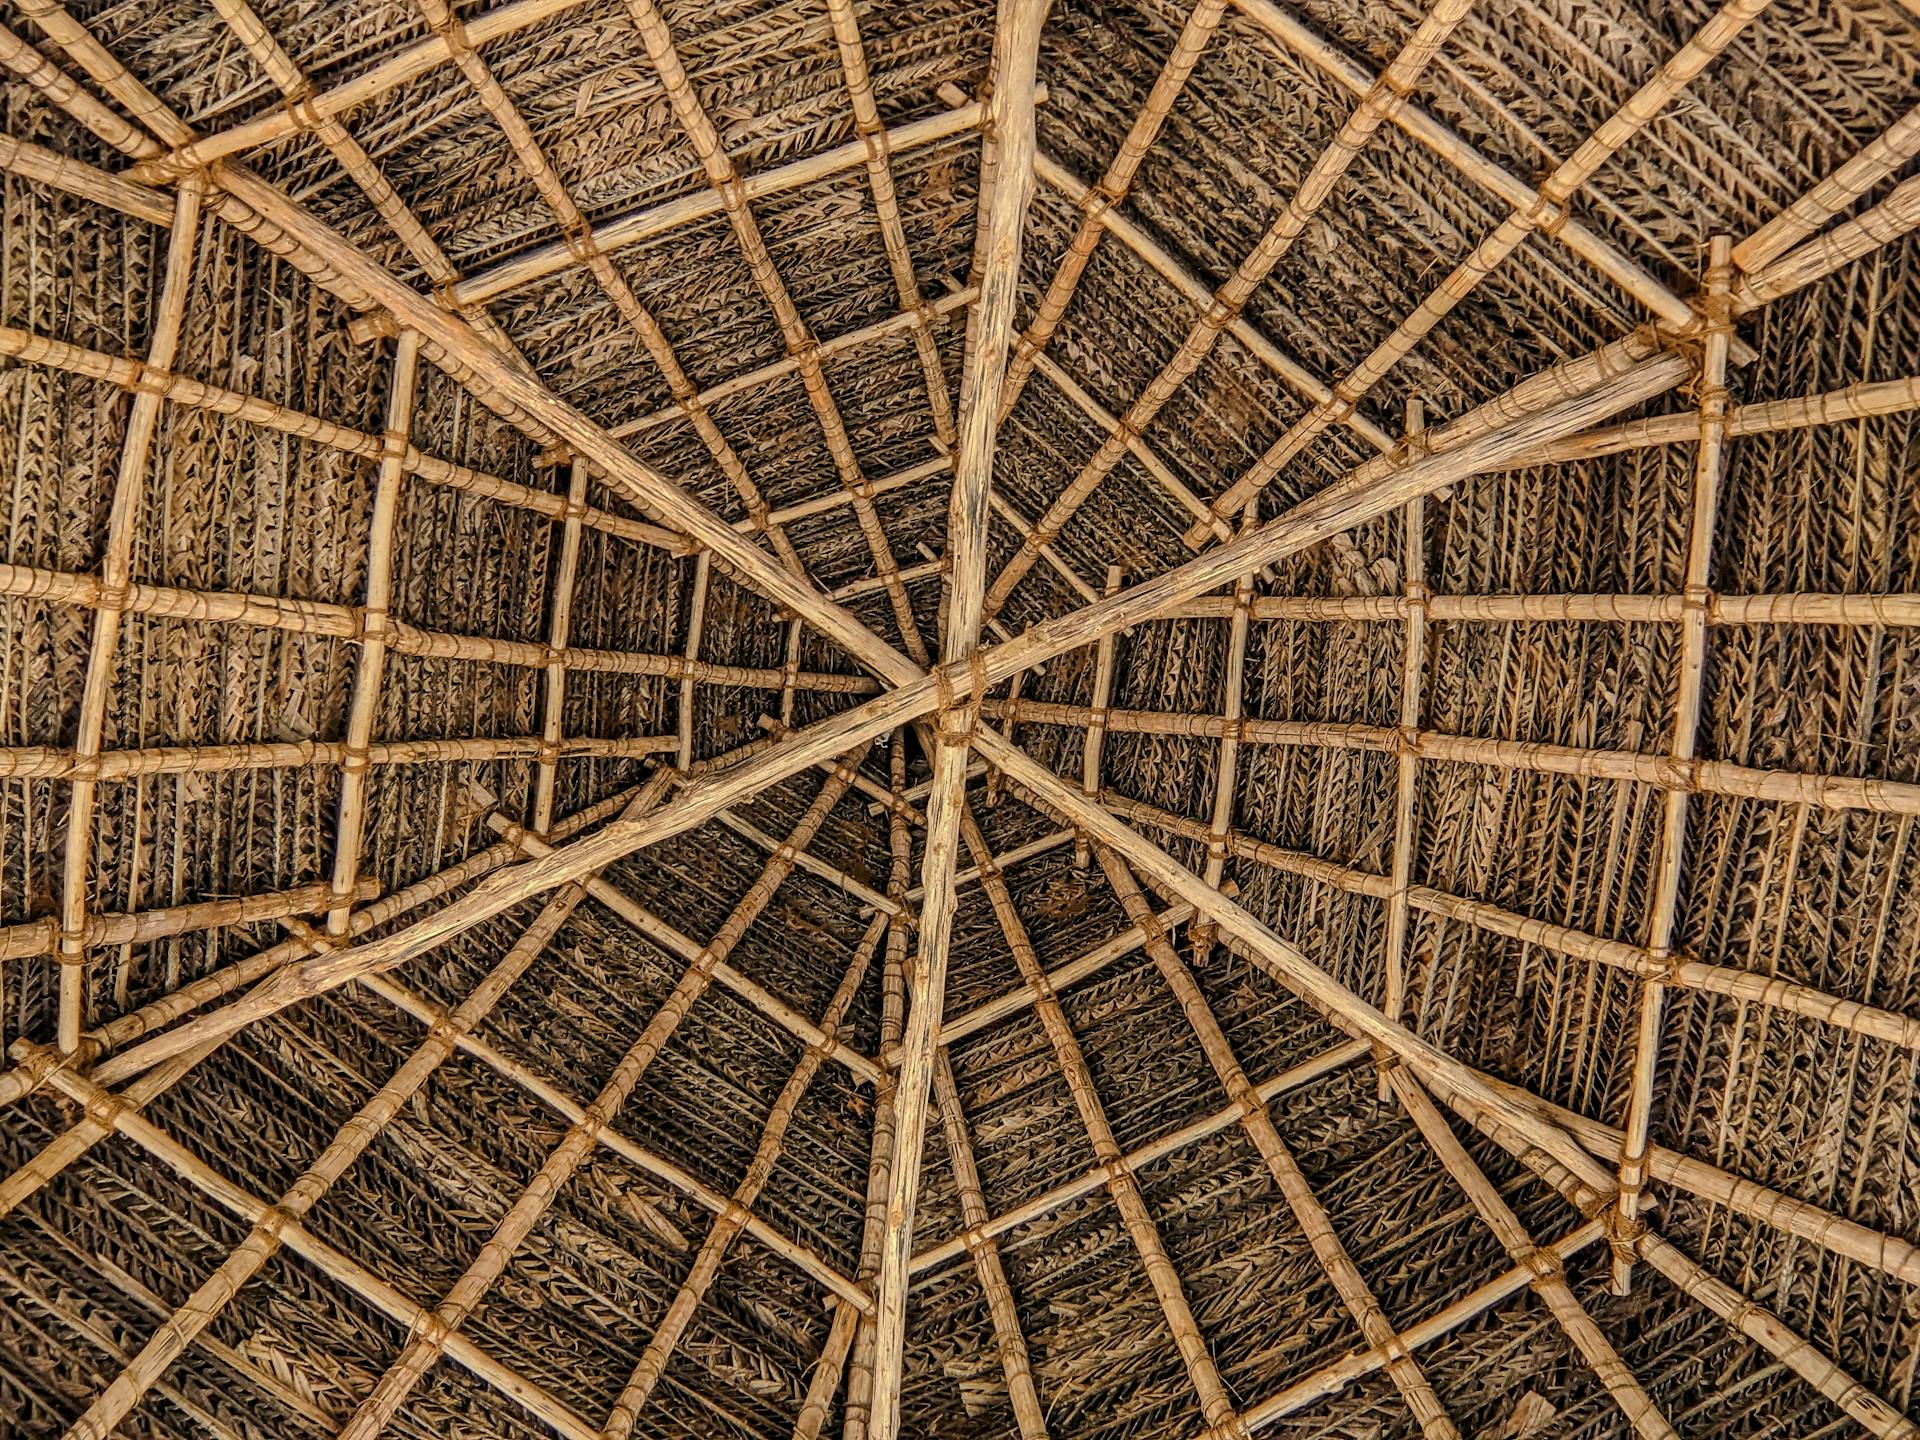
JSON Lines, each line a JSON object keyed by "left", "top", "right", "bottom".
{"left": 1, "top": 0, "right": 1919, "bottom": 1434}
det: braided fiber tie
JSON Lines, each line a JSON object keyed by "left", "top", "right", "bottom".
{"left": 932, "top": 651, "right": 988, "bottom": 745}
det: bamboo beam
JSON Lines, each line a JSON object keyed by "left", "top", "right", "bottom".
{"left": 675, "top": 553, "right": 712, "bottom": 771}
{"left": 1382, "top": 400, "right": 1427, "bottom": 1038}
{"left": 962, "top": 808, "right": 1247, "bottom": 1436}
{"left": 0, "top": 129, "right": 172, "bottom": 222}
{"left": 756, "top": 715, "right": 923, "bottom": 822}
{"left": 868, "top": 4, "right": 1044, "bottom": 1431}
{"left": 597, "top": 911, "right": 888, "bottom": 1439}
{"left": 985, "top": 696, "right": 1920, "bottom": 817}
{"left": 1156, "top": 588, "right": 1920, "bottom": 626}
{"left": 49, "top": 780, "right": 673, "bottom": 1440}
{"left": 1734, "top": 98, "right": 1920, "bottom": 273}
{"left": 931, "top": 1050, "right": 1050, "bottom": 1437}
{"left": 1386, "top": 1069, "right": 1677, "bottom": 1440}
{"left": 88, "top": 334, "right": 1686, "bottom": 1087}
{"left": 1226, "top": 0, "right": 1700, "bottom": 334}
{"left": 1077, "top": 565, "right": 1123, "bottom": 869}
{"left": 0, "top": 877, "right": 376, "bottom": 964}
{"left": 1733, "top": 170, "right": 1920, "bottom": 311}
{"left": 330, "top": 756, "right": 866, "bottom": 1440}
{"left": 0, "top": 22, "right": 150, "bottom": 156}
{"left": 1614, "top": 236, "right": 1733, "bottom": 1290}
{"left": 1103, "top": 788, "right": 1920, "bottom": 1051}
{"left": 532, "top": 458, "right": 590, "bottom": 833}
{"left": 982, "top": 0, "right": 1476, "bottom": 618}
{"left": 1191, "top": 519, "right": 1252, "bottom": 956}
{"left": 54, "top": 176, "right": 205, "bottom": 1055}
{"left": 326, "top": 331, "right": 421, "bottom": 931}
{"left": 1190, "top": 0, "right": 1769, "bottom": 540}
{"left": 1096, "top": 850, "right": 1459, "bottom": 1440}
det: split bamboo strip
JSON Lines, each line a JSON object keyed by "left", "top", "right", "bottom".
{"left": 1077, "top": 565, "right": 1123, "bottom": 869}
{"left": 617, "top": 0, "right": 930, "bottom": 664}
{"left": 404, "top": 0, "right": 818, "bottom": 591}
{"left": 1191, "top": 0, "right": 1769, "bottom": 540}
{"left": 0, "top": 877, "right": 376, "bottom": 964}
{"left": 0, "top": 130, "right": 171, "bottom": 223}
{"left": 988, "top": 490, "right": 1102, "bottom": 605}
{"left": 832, "top": 556, "right": 944, "bottom": 604}
{"left": 0, "top": 323, "right": 690, "bottom": 554}
{"left": 910, "top": 1038, "right": 1369, "bottom": 1275}
{"left": 88, "top": 334, "right": 1688, "bottom": 1086}
{"left": 51, "top": 779, "right": 674, "bottom": 1440}
{"left": 981, "top": 0, "right": 1478, "bottom": 618}
{"left": 868, "top": 5, "right": 1044, "bottom": 1429}
{"left": 478, "top": 801, "right": 883, "bottom": 1083}
{"left": 903, "top": 828, "right": 1080, "bottom": 905}
{"left": 709, "top": 809, "right": 899, "bottom": 920}
{"left": 1614, "top": 236, "right": 1733, "bottom": 1289}
{"left": 54, "top": 176, "right": 205, "bottom": 1056}
{"left": 326, "top": 331, "right": 421, "bottom": 932}
{"left": 1025, "top": 145, "right": 1397, "bottom": 455}
{"left": 984, "top": 696, "right": 1920, "bottom": 817}
{"left": 995, "top": 0, "right": 1228, "bottom": 418}
{"left": 1386, "top": 1069, "right": 1677, "bottom": 1440}
{"left": 597, "top": 909, "right": 887, "bottom": 1438}
{"left": 931, "top": 1050, "right": 1050, "bottom": 1438}
{"left": 457, "top": 105, "right": 993, "bottom": 307}
{"left": 755, "top": 715, "right": 922, "bottom": 822}
{"left": 1096, "top": 850, "right": 1461, "bottom": 1440}
{"left": 27, "top": 1054, "right": 612, "bottom": 1440}
{"left": 676, "top": 552, "right": 712, "bottom": 771}
{"left": 1192, "top": 519, "right": 1253, "bottom": 954}
{"left": 1734, "top": 98, "right": 1920, "bottom": 272}
{"left": 1382, "top": 400, "right": 1427, "bottom": 1034}
{"left": 825, "top": 0, "right": 955, "bottom": 443}
{"left": 532, "top": 458, "right": 590, "bottom": 833}
{"left": 1226, "top": 0, "right": 1699, "bottom": 333}
{"left": 1733, "top": 170, "right": 1920, "bottom": 310}
{"left": 330, "top": 756, "right": 867, "bottom": 1440}
{"left": 1103, "top": 788, "right": 1920, "bottom": 1051}
{"left": 961, "top": 807, "right": 1247, "bottom": 1437}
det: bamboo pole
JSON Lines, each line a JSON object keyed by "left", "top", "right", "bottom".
{"left": 1382, "top": 400, "right": 1427, "bottom": 1041}
{"left": 982, "top": 0, "right": 1477, "bottom": 618}
{"left": 756, "top": 715, "right": 923, "bottom": 822}
{"left": 1077, "top": 565, "right": 1124, "bottom": 869}
{"left": 1614, "top": 236, "right": 1733, "bottom": 1290}
{"left": 1190, "top": 0, "right": 1770, "bottom": 540}
{"left": 903, "top": 828, "right": 1079, "bottom": 904}
{"left": 0, "top": 877, "right": 375, "bottom": 964}
{"left": 1734, "top": 98, "right": 1920, "bottom": 273}
{"left": 0, "top": 130, "right": 172, "bottom": 223}
{"left": 326, "top": 331, "right": 421, "bottom": 932}
{"left": 1155, "top": 588, "right": 1920, "bottom": 627}
{"left": 1095, "top": 850, "right": 1460, "bottom": 1440}
{"left": 50, "top": 780, "right": 674, "bottom": 1440}
{"left": 1101, "top": 788, "right": 1920, "bottom": 1051}
{"left": 533, "top": 458, "right": 590, "bottom": 833}
{"left": 931, "top": 1050, "right": 1050, "bottom": 1438}
{"left": 330, "top": 756, "right": 867, "bottom": 1440}
{"left": 676, "top": 552, "right": 712, "bottom": 771}
{"left": 597, "top": 911, "right": 888, "bottom": 1439}
{"left": 1733, "top": 170, "right": 1920, "bottom": 311}
{"left": 54, "top": 175, "right": 205, "bottom": 1056}
{"left": 961, "top": 808, "right": 1246, "bottom": 1436}
{"left": 1192, "top": 516, "right": 1253, "bottom": 956}
{"left": 1386, "top": 1070, "right": 1677, "bottom": 1440}
{"left": 81, "top": 337, "right": 1688, "bottom": 1089}
{"left": 0, "top": 22, "right": 151, "bottom": 156}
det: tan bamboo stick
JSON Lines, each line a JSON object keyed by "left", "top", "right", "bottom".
{"left": 1614, "top": 236, "right": 1734, "bottom": 1290}
{"left": 995, "top": 0, "right": 1227, "bottom": 415}
{"left": 911, "top": 1038, "right": 1368, "bottom": 1275}
{"left": 840, "top": 733, "right": 915, "bottom": 1440}
{"left": 1023, "top": 143, "right": 1396, "bottom": 455}
{"left": 598, "top": 910, "right": 888, "bottom": 1438}
{"left": 1192, "top": 0, "right": 1769, "bottom": 540}
{"left": 1077, "top": 564, "right": 1124, "bottom": 869}
{"left": 793, "top": 1303, "right": 861, "bottom": 1440}
{"left": 987, "top": 491, "right": 1102, "bottom": 606}
{"left": 756, "top": 715, "right": 923, "bottom": 822}
{"left": 825, "top": 0, "right": 955, "bottom": 443}
{"left": 1733, "top": 170, "right": 1920, "bottom": 311}
{"left": 0, "top": 129, "right": 172, "bottom": 223}
{"left": 88, "top": 334, "right": 1687, "bottom": 1087}
{"left": 962, "top": 809, "right": 1246, "bottom": 1436}
{"left": 52, "top": 781, "right": 674, "bottom": 1440}
{"left": 833, "top": 556, "right": 945, "bottom": 605}
{"left": 332, "top": 757, "right": 867, "bottom": 1440}
{"left": 1104, "top": 788, "right": 1920, "bottom": 1051}
{"left": 533, "top": 458, "right": 590, "bottom": 834}
{"left": 326, "top": 331, "right": 421, "bottom": 931}
{"left": 1096, "top": 850, "right": 1460, "bottom": 1440}
{"left": 53, "top": 176, "right": 205, "bottom": 1055}
{"left": 1386, "top": 1069, "right": 1677, "bottom": 1440}
{"left": 477, "top": 800, "right": 883, "bottom": 1084}
{"left": 1226, "top": 0, "right": 1699, "bottom": 334}
{"left": 710, "top": 809, "right": 899, "bottom": 919}
{"left": 25, "top": 1054, "right": 610, "bottom": 1440}
{"left": 0, "top": 22, "right": 151, "bottom": 156}
{"left": 902, "top": 828, "right": 1078, "bottom": 904}
{"left": 931, "top": 1050, "right": 1050, "bottom": 1437}
{"left": 1157, "top": 588, "right": 1920, "bottom": 626}
{"left": 0, "top": 877, "right": 376, "bottom": 964}
{"left": 1192, "top": 521, "right": 1253, "bottom": 954}
{"left": 1382, "top": 403, "right": 1427, "bottom": 1037}
{"left": 982, "top": 0, "right": 1478, "bottom": 617}
{"left": 675, "top": 552, "right": 712, "bottom": 772}
{"left": 985, "top": 695, "right": 1920, "bottom": 817}
{"left": 618, "top": 0, "right": 931, "bottom": 663}
{"left": 1734, "top": 99, "right": 1920, "bottom": 273}
{"left": 0, "top": 322, "right": 690, "bottom": 554}
{"left": 777, "top": 619, "right": 803, "bottom": 728}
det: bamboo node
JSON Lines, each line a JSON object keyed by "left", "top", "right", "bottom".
{"left": 282, "top": 84, "right": 326, "bottom": 135}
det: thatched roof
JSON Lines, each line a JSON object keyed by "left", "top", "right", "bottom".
{"left": 2, "top": 0, "right": 1920, "bottom": 1435}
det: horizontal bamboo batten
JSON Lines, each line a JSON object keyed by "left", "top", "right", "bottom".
{"left": 1156, "top": 590, "right": 1920, "bottom": 626}
{"left": 0, "top": 130, "right": 172, "bottom": 222}
{"left": 985, "top": 697, "right": 1920, "bottom": 817}
{"left": 0, "top": 877, "right": 378, "bottom": 962}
